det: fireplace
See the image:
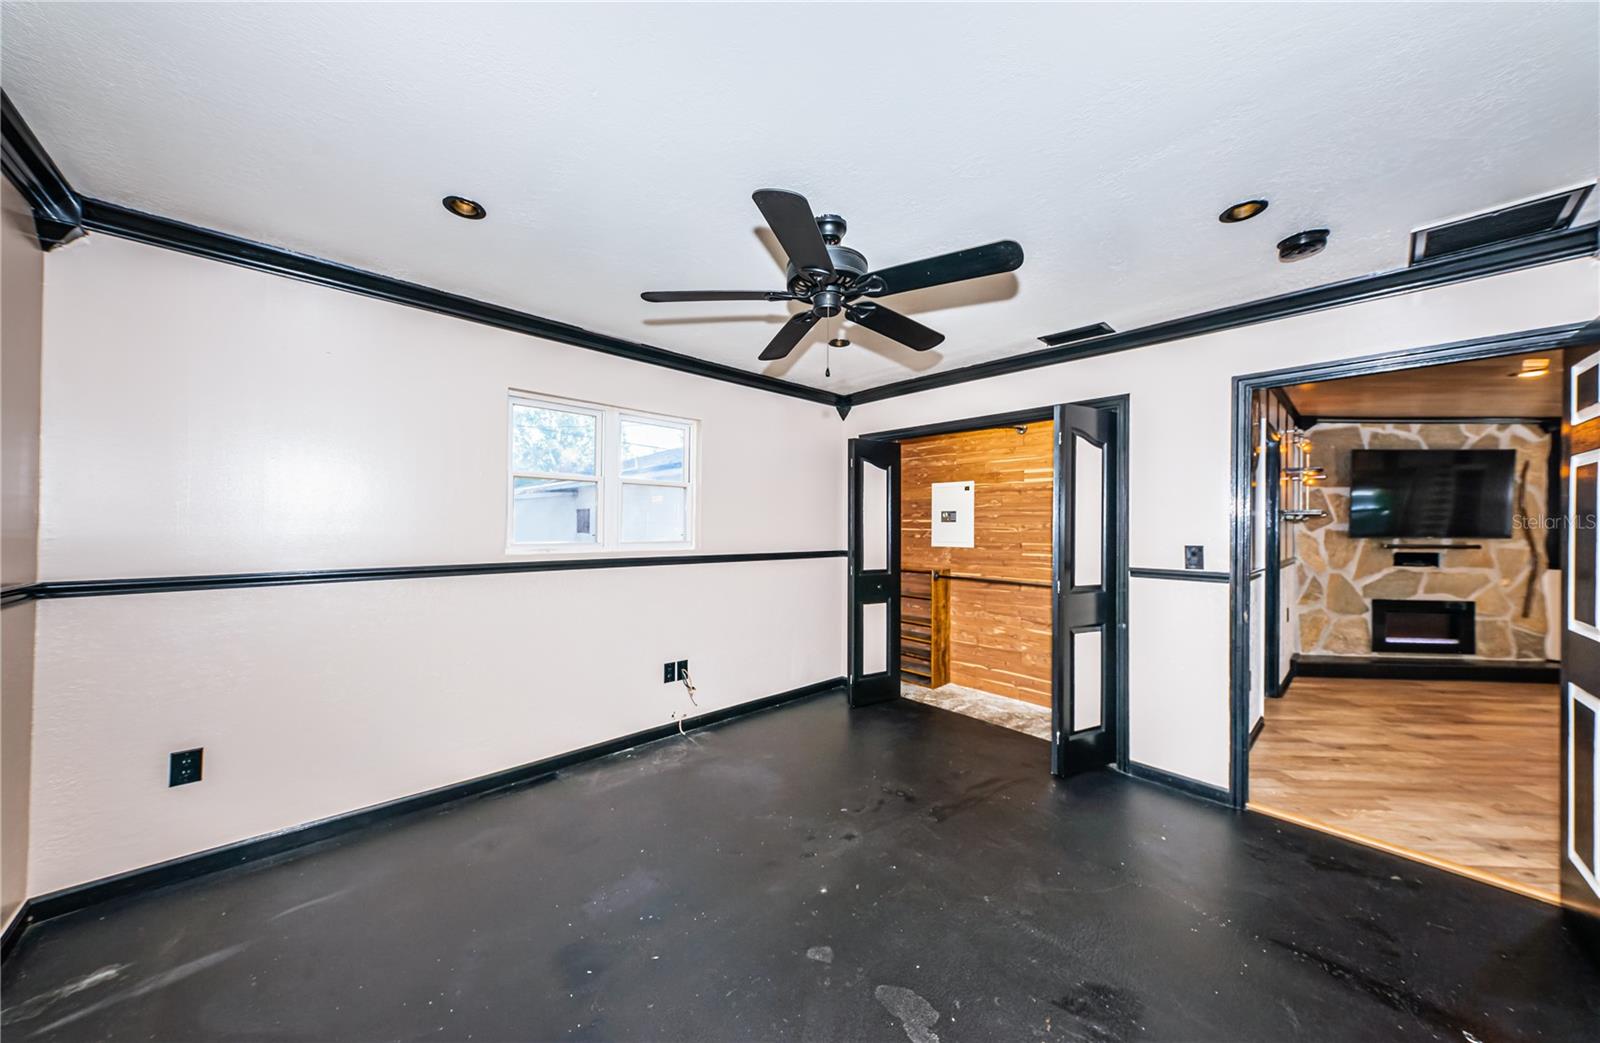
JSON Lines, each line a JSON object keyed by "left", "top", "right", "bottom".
{"left": 1371, "top": 599, "right": 1475, "bottom": 655}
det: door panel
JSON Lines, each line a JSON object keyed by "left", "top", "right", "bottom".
{"left": 849, "top": 438, "right": 900, "bottom": 707}
{"left": 1561, "top": 334, "right": 1600, "bottom": 945}
{"left": 1071, "top": 627, "right": 1105, "bottom": 731}
{"left": 1054, "top": 403, "right": 1118, "bottom": 775}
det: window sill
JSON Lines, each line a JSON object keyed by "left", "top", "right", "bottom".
{"left": 503, "top": 543, "right": 699, "bottom": 557}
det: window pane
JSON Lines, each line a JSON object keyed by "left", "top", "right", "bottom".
{"left": 512, "top": 404, "right": 597, "bottom": 476}
{"left": 512, "top": 478, "right": 598, "bottom": 544}
{"left": 622, "top": 484, "right": 687, "bottom": 543}
{"left": 620, "top": 419, "right": 687, "bottom": 482}
{"left": 1072, "top": 435, "right": 1104, "bottom": 587}
{"left": 862, "top": 461, "right": 889, "bottom": 569}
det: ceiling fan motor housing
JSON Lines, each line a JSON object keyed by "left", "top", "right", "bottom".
{"left": 786, "top": 243, "right": 869, "bottom": 297}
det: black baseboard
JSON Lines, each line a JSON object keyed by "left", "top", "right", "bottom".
{"left": 1271, "top": 660, "right": 1298, "bottom": 698}
{"left": 1249, "top": 717, "right": 1265, "bottom": 748}
{"left": 5, "top": 677, "right": 846, "bottom": 958}
{"left": 1292, "top": 654, "right": 1558, "bottom": 684}
{"left": 0, "top": 901, "right": 29, "bottom": 961}
{"left": 1120, "top": 761, "right": 1232, "bottom": 806}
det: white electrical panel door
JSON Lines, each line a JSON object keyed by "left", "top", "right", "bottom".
{"left": 931, "top": 481, "right": 975, "bottom": 548}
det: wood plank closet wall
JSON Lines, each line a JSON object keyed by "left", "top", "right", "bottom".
{"left": 900, "top": 422, "right": 1054, "bottom": 706}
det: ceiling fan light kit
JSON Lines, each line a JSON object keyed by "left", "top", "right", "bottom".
{"left": 641, "top": 189, "right": 1024, "bottom": 361}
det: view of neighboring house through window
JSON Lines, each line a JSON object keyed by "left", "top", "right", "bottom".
{"left": 620, "top": 416, "right": 691, "bottom": 543}
{"left": 508, "top": 394, "right": 695, "bottom": 549}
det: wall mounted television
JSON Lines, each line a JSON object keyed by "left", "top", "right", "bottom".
{"left": 1347, "top": 449, "right": 1516, "bottom": 539}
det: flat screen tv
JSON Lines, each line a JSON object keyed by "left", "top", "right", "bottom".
{"left": 1347, "top": 449, "right": 1516, "bottom": 539}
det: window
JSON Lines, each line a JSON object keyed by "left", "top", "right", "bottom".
{"left": 508, "top": 393, "right": 696, "bottom": 550}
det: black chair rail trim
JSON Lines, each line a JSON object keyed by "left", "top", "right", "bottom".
{"left": 0, "top": 550, "right": 848, "bottom": 605}
{"left": 1129, "top": 567, "right": 1231, "bottom": 583}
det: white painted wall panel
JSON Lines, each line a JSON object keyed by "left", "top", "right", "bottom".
{"left": 1, "top": 178, "right": 43, "bottom": 926}
{"left": 29, "top": 560, "right": 844, "bottom": 894}
{"left": 37, "top": 237, "right": 844, "bottom": 577}
{"left": 1129, "top": 577, "right": 1230, "bottom": 785}
{"left": 1249, "top": 573, "right": 1265, "bottom": 730}
{"left": 1279, "top": 562, "right": 1297, "bottom": 685}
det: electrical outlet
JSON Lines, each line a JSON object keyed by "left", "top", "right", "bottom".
{"left": 169, "top": 748, "right": 203, "bottom": 787}
{"left": 1184, "top": 545, "right": 1204, "bottom": 570}
{"left": 663, "top": 661, "right": 677, "bottom": 683}
{"left": 676, "top": 659, "right": 689, "bottom": 680}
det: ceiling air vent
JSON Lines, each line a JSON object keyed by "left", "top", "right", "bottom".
{"left": 1039, "top": 322, "right": 1115, "bottom": 348}
{"left": 1409, "top": 184, "right": 1593, "bottom": 264}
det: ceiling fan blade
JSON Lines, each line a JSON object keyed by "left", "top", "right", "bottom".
{"left": 758, "top": 311, "right": 820, "bottom": 361}
{"left": 867, "top": 240, "right": 1024, "bottom": 297}
{"left": 641, "top": 290, "right": 792, "bottom": 302}
{"left": 753, "top": 189, "right": 835, "bottom": 278}
{"left": 846, "top": 302, "right": 945, "bottom": 352}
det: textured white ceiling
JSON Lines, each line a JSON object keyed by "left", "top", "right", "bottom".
{"left": 2, "top": 2, "right": 1596, "bottom": 393}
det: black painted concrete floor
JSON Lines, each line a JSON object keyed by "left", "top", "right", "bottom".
{"left": 3, "top": 690, "right": 1597, "bottom": 1042}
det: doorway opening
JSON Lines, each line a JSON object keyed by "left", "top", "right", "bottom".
{"left": 1231, "top": 324, "right": 1588, "bottom": 904}
{"left": 850, "top": 398, "right": 1129, "bottom": 777}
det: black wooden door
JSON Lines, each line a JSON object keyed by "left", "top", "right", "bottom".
{"left": 848, "top": 437, "right": 900, "bottom": 707}
{"left": 1053, "top": 403, "right": 1118, "bottom": 775}
{"left": 1561, "top": 331, "right": 1600, "bottom": 948}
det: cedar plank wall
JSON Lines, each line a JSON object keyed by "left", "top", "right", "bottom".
{"left": 900, "top": 422, "right": 1054, "bottom": 705}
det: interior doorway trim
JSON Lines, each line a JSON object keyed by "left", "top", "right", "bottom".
{"left": 1227, "top": 319, "right": 1593, "bottom": 808}
{"left": 856, "top": 395, "right": 1131, "bottom": 774}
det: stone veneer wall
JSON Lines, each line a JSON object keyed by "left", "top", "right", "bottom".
{"left": 1294, "top": 422, "right": 1553, "bottom": 660}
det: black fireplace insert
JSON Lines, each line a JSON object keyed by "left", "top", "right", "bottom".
{"left": 1370, "top": 598, "right": 1476, "bottom": 655}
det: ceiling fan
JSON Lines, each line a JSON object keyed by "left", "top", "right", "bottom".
{"left": 641, "top": 189, "right": 1024, "bottom": 361}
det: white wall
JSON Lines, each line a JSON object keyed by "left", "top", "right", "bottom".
{"left": 846, "top": 258, "right": 1600, "bottom": 788}
{"left": 1278, "top": 561, "right": 1297, "bottom": 686}
{"left": 1, "top": 179, "right": 44, "bottom": 923}
{"left": 27, "top": 235, "right": 847, "bottom": 894}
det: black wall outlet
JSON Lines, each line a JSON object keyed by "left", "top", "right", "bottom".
{"left": 1184, "top": 545, "right": 1205, "bottom": 570}
{"left": 169, "top": 748, "right": 203, "bottom": 787}
{"left": 663, "top": 661, "right": 677, "bottom": 683}
{"left": 676, "top": 659, "right": 689, "bottom": 680}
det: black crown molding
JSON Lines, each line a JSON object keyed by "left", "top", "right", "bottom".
{"left": 0, "top": 549, "right": 846, "bottom": 605}
{"left": 5, "top": 91, "right": 1595, "bottom": 413}
{"left": 847, "top": 221, "right": 1598, "bottom": 406}
{"left": 0, "top": 92, "right": 83, "bottom": 248}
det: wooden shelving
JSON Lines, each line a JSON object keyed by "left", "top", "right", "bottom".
{"left": 901, "top": 570, "right": 949, "bottom": 688}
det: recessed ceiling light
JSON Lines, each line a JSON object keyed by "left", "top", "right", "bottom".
{"left": 1511, "top": 358, "right": 1551, "bottom": 379}
{"left": 442, "top": 195, "right": 486, "bottom": 220}
{"left": 828, "top": 337, "right": 850, "bottom": 348}
{"left": 1219, "top": 199, "right": 1269, "bottom": 223}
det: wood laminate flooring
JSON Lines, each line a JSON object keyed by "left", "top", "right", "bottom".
{"left": 1249, "top": 676, "right": 1560, "bottom": 899}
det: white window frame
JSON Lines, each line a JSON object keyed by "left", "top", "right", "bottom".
{"left": 507, "top": 391, "right": 698, "bottom": 553}
{"left": 618, "top": 412, "right": 696, "bottom": 546}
